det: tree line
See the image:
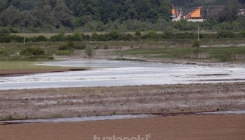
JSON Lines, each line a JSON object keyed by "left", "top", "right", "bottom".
{"left": 0, "top": 0, "right": 244, "bottom": 32}
{"left": 1, "top": 30, "right": 245, "bottom": 43}
{"left": 0, "top": 0, "right": 171, "bottom": 31}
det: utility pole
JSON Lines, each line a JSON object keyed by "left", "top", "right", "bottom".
{"left": 23, "top": 27, "right": 25, "bottom": 45}
{"left": 198, "top": 25, "right": 200, "bottom": 41}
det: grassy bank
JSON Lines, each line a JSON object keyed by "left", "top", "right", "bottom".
{"left": 0, "top": 61, "right": 69, "bottom": 70}
{"left": 123, "top": 47, "right": 245, "bottom": 62}
{"left": 1, "top": 40, "right": 245, "bottom": 62}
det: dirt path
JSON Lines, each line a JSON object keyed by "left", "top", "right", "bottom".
{"left": 0, "top": 114, "right": 244, "bottom": 140}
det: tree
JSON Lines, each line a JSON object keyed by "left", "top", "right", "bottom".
{"left": 50, "top": 0, "right": 73, "bottom": 29}
{"left": 20, "top": 0, "right": 35, "bottom": 11}
{"left": 207, "top": 0, "right": 240, "bottom": 25}
{"left": 135, "top": 30, "right": 141, "bottom": 36}
{"left": 84, "top": 45, "right": 95, "bottom": 58}
{"left": 32, "top": 0, "right": 53, "bottom": 26}
{"left": 0, "top": 5, "right": 22, "bottom": 27}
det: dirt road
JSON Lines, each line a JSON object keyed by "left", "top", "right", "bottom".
{"left": 0, "top": 114, "right": 244, "bottom": 140}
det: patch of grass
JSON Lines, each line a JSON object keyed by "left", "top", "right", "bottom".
{"left": 124, "top": 47, "right": 245, "bottom": 62}
{"left": 56, "top": 50, "right": 73, "bottom": 55}
{"left": 0, "top": 61, "right": 76, "bottom": 70}
{"left": 4, "top": 115, "right": 14, "bottom": 120}
{"left": 114, "top": 58, "right": 146, "bottom": 62}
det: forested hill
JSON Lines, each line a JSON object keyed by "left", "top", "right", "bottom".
{"left": 0, "top": 0, "right": 244, "bottom": 32}
{"left": 171, "top": 0, "right": 245, "bottom": 7}
{"left": 0, "top": 0, "right": 171, "bottom": 30}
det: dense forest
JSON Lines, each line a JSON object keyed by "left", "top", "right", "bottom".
{"left": 0, "top": 0, "right": 244, "bottom": 32}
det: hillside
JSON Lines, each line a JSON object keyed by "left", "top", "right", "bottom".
{"left": 0, "top": 0, "right": 171, "bottom": 30}
{"left": 171, "top": 0, "right": 245, "bottom": 7}
{"left": 0, "top": 0, "right": 244, "bottom": 32}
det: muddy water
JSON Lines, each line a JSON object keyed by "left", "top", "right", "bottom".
{"left": 0, "top": 60, "right": 245, "bottom": 90}
{"left": 2, "top": 111, "right": 245, "bottom": 124}
{"left": 1, "top": 114, "right": 153, "bottom": 124}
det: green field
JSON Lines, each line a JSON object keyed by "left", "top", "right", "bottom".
{"left": 123, "top": 47, "right": 245, "bottom": 62}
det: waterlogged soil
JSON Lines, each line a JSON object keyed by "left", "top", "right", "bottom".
{"left": 0, "top": 68, "right": 87, "bottom": 77}
{"left": 0, "top": 83, "right": 244, "bottom": 120}
{"left": 1, "top": 60, "right": 245, "bottom": 90}
{"left": 0, "top": 114, "right": 244, "bottom": 140}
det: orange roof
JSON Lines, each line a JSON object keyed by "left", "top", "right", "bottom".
{"left": 172, "top": 5, "right": 177, "bottom": 15}
{"left": 172, "top": 8, "right": 176, "bottom": 15}
{"left": 188, "top": 6, "right": 202, "bottom": 18}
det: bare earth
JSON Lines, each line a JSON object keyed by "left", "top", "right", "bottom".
{"left": 0, "top": 68, "right": 245, "bottom": 140}
{"left": 0, "top": 83, "right": 245, "bottom": 120}
{"left": 0, "top": 68, "right": 87, "bottom": 77}
{"left": 0, "top": 114, "right": 244, "bottom": 140}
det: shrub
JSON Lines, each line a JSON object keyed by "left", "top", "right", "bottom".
{"left": 220, "top": 52, "right": 232, "bottom": 62}
{"left": 20, "top": 47, "right": 45, "bottom": 56}
{"left": 67, "top": 41, "right": 74, "bottom": 48}
{"left": 0, "top": 36, "right": 11, "bottom": 43}
{"left": 58, "top": 45, "right": 71, "bottom": 50}
{"left": 72, "top": 31, "right": 82, "bottom": 41}
{"left": 0, "top": 28, "right": 10, "bottom": 36}
{"left": 56, "top": 50, "right": 73, "bottom": 55}
{"left": 74, "top": 45, "right": 86, "bottom": 50}
{"left": 239, "top": 30, "right": 245, "bottom": 37}
{"left": 147, "top": 30, "right": 156, "bottom": 38}
{"left": 135, "top": 30, "right": 141, "bottom": 37}
{"left": 192, "top": 40, "right": 200, "bottom": 47}
{"left": 10, "top": 35, "right": 24, "bottom": 42}
{"left": 84, "top": 45, "right": 95, "bottom": 58}
{"left": 7, "top": 26, "right": 19, "bottom": 33}
{"left": 35, "top": 35, "right": 48, "bottom": 42}
{"left": 58, "top": 41, "right": 74, "bottom": 50}
{"left": 217, "top": 30, "right": 235, "bottom": 38}
{"left": 109, "top": 30, "right": 119, "bottom": 40}
{"left": 0, "top": 49, "right": 7, "bottom": 56}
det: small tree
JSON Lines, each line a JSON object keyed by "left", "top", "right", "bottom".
{"left": 67, "top": 41, "right": 74, "bottom": 48}
{"left": 20, "top": 47, "right": 45, "bottom": 56}
{"left": 84, "top": 45, "right": 95, "bottom": 58}
{"left": 135, "top": 30, "right": 141, "bottom": 37}
{"left": 192, "top": 40, "right": 200, "bottom": 47}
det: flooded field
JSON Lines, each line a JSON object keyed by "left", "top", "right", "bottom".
{"left": 0, "top": 60, "right": 245, "bottom": 90}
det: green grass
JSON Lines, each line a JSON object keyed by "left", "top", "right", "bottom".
{"left": 124, "top": 47, "right": 245, "bottom": 62}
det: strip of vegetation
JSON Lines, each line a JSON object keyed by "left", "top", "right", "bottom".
{"left": 124, "top": 47, "right": 245, "bottom": 62}
{"left": 1, "top": 30, "right": 245, "bottom": 43}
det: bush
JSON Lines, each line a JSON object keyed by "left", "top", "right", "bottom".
{"left": 135, "top": 30, "right": 141, "bottom": 37}
{"left": 0, "top": 49, "right": 7, "bottom": 56}
{"left": 0, "top": 36, "right": 11, "bottom": 43}
{"left": 35, "top": 35, "right": 48, "bottom": 42}
{"left": 74, "top": 45, "right": 86, "bottom": 50}
{"left": 217, "top": 30, "right": 236, "bottom": 38}
{"left": 84, "top": 45, "right": 95, "bottom": 58}
{"left": 56, "top": 50, "right": 73, "bottom": 55}
{"left": 58, "top": 41, "right": 74, "bottom": 50}
{"left": 7, "top": 26, "right": 19, "bottom": 33}
{"left": 192, "top": 40, "right": 200, "bottom": 47}
{"left": 0, "top": 28, "right": 10, "bottom": 36}
{"left": 20, "top": 47, "right": 45, "bottom": 56}
{"left": 58, "top": 45, "right": 71, "bottom": 50}
{"left": 67, "top": 41, "right": 74, "bottom": 48}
